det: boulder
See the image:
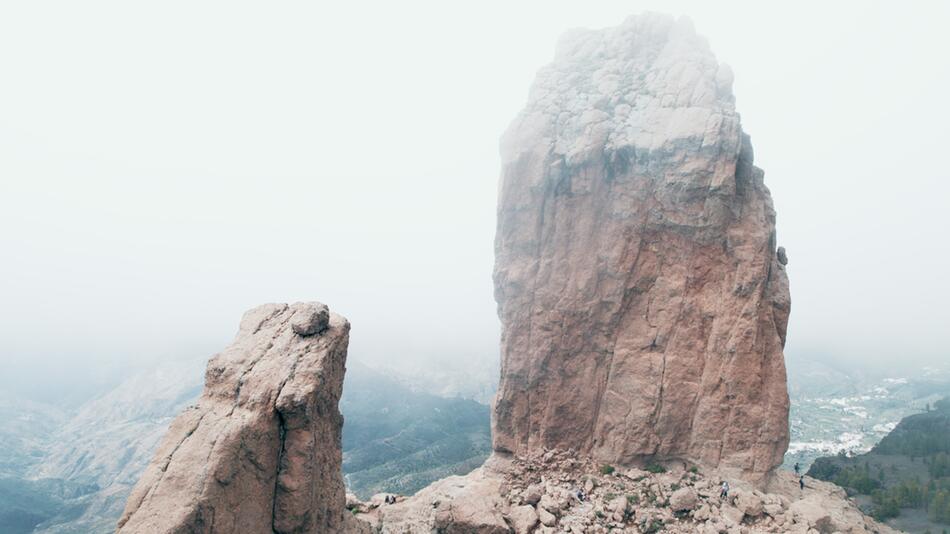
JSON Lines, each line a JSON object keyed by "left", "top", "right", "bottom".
{"left": 508, "top": 504, "right": 539, "bottom": 534}
{"left": 669, "top": 487, "right": 699, "bottom": 512}
{"left": 290, "top": 302, "right": 330, "bottom": 336}
{"left": 539, "top": 494, "right": 560, "bottom": 514}
{"left": 522, "top": 483, "right": 543, "bottom": 505}
{"left": 721, "top": 504, "right": 745, "bottom": 526}
{"left": 734, "top": 490, "right": 764, "bottom": 517}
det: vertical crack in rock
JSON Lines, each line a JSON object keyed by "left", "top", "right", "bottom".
{"left": 492, "top": 12, "right": 790, "bottom": 483}
{"left": 272, "top": 405, "right": 288, "bottom": 534}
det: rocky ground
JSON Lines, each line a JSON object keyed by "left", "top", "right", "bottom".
{"left": 350, "top": 449, "right": 899, "bottom": 533}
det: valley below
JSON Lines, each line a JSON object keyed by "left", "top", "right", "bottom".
{"left": 1, "top": 355, "right": 946, "bottom": 533}
{"left": 785, "top": 359, "right": 950, "bottom": 473}
{"left": 0, "top": 358, "right": 491, "bottom": 534}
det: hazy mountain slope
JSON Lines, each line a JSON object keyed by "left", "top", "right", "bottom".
{"left": 369, "top": 355, "right": 499, "bottom": 405}
{"left": 27, "top": 360, "right": 204, "bottom": 534}
{"left": 341, "top": 361, "right": 491, "bottom": 498}
{"left": 784, "top": 358, "right": 950, "bottom": 472}
{"left": 0, "top": 358, "right": 491, "bottom": 533}
{"left": 809, "top": 397, "right": 950, "bottom": 533}
{"left": 0, "top": 477, "right": 95, "bottom": 534}
{"left": 30, "top": 360, "right": 204, "bottom": 486}
{"left": 0, "top": 395, "right": 65, "bottom": 478}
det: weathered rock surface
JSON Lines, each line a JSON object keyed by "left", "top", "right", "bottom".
{"left": 117, "top": 302, "right": 355, "bottom": 534}
{"left": 356, "top": 459, "right": 512, "bottom": 534}
{"left": 492, "top": 12, "right": 791, "bottom": 482}
{"left": 353, "top": 449, "right": 898, "bottom": 534}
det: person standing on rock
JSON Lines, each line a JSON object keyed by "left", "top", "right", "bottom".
{"left": 720, "top": 481, "right": 729, "bottom": 499}
{"left": 799, "top": 476, "right": 805, "bottom": 491}
{"left": 794, "top": 462, "right": 801, "bottom": 475}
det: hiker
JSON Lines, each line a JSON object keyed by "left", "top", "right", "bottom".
{"left": 794, "top": 462, "right": 800, "bottom": 475}
{"left": 799, "top": 476, "right": 805, "bottom": 490}
{"left": 576, "top": 489, "right": 586, "bottom": 502}
{"left": 720, "top": 481, "right": 729, "bottom": 499}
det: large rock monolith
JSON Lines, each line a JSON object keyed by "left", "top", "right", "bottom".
{"left": 492, "top": 12, "right": 791, "bottom": 482}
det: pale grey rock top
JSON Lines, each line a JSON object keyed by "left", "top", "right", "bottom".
{"left": 505, "top": 12, "right": 738, "bottom": 163}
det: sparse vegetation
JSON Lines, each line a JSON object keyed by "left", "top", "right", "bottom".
{"left": 341, "top": 364, "right": 492, "bottom": 498}
{"left": 642, "top": 518, "right": 665, "bottom": 533}
{"left": 810, "top": 397, "right": 950, "bottom": 527}
{"left": 645, "top": 463, "right": 666, "bottom": 474}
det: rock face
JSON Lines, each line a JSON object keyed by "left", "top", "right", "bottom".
{"left": 492, "top": 12, "right": 791, "bottom": 481}
{"left": 117, "top": 302, "right": 352, "bottom": 534}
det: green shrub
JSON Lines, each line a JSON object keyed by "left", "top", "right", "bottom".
{"left": 645, "top": 463, "right": 666, "bottom": 474}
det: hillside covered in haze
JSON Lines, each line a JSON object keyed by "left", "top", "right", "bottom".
{"left": 0, "top": 361, "right": 490, "bottom": 534}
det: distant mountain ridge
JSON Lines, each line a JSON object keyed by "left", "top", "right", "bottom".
{"left": 0, "top": 358, "right": 491, "bottom": 533}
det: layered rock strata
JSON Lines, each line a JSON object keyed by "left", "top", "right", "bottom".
{"left": 492, "top": 12, "right": 791, "bottom": 481}
{"left": 117, "top": 302, "right": 358, "bottom": 534}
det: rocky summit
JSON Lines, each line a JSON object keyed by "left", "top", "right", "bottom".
{"left": 492, "top": 12, "right": 791, "bottom": 482}
{"left": 117, "top": 302, "right": 366, "bottom": 534}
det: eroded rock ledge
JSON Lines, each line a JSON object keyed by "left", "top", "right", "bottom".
{"left": 117, "top": 302, "right": 366, "bottom": 534}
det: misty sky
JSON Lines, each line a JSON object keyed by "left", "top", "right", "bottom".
{"left": 1, "top": 1, "right": 948, "bottom": 400}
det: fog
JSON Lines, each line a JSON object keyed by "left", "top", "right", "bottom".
{"left": 1, "top": 1, "right": 948, "bottom": 402}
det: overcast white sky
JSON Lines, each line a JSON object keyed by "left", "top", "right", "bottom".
{"left": 1, "top": 1, "right": 948, "bottom": 399}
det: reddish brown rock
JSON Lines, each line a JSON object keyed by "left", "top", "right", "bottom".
{"left": 492, "top": 13, "right": 791, "bottom": 482}
{"left": 117, "top": 302, "right": 354, "bottom": 534}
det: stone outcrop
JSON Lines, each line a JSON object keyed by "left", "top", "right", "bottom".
{"left": 117, "top": 302, "right": 359, "bottom": 534}
{"left": 492, "top": 12, "right": 791, "bottom": 481}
